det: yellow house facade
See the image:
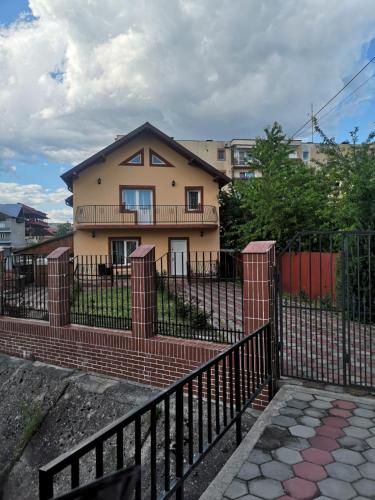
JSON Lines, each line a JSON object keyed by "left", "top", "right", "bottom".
{"left": 62, "top": 123, "right": 230, "bottom": 271}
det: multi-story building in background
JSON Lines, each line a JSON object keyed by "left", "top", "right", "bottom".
{"left": 0, "top": 204, "right": 54, "bottom": 254}
{"left": 177, "top": 139, "right": 325, "bottom": 180}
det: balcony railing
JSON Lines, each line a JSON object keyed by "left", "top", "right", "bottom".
{"left": 74, "top": 205, "right": 218, "bottom": 226}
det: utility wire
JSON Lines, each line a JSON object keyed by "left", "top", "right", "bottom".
{"left": 296, "top": 72, "right": 375, "bottom": 138}
{"left": 292, "top": 54, "right": 375, "bottom": 138}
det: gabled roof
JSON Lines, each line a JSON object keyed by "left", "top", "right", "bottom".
{"left": 0, "top": 203, "right": 23, "bottom": 218}
{"left": 61, "top": 122, "right": 231, "bottom": 190}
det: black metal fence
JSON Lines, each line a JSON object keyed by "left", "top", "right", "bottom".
{"left": 75, "top": 205, "right": 218, "bottom": 225}
{"left": 277, "top": 230, "right": 375, "bottom": 389}
{"left": 70, "top": 255, "right": 132, "bottom": 330}
{"left": 39, "top": 322, "right": 274, "bottom": 500}
{"left": 155, "top": 251, "right": 243, "bottom": 343}
{"left": 1, "top": 254, "right": 49, "bottom": 321}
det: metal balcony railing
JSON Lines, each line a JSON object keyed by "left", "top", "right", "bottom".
{"left": 74, "top": 205, "right": 218, "bottom": 225}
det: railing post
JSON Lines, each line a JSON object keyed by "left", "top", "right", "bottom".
{"left": 0, "top": 250, "right": 4, "bottom": 316}
{"left": 47, "top": 247, "right": 71, "bottom": 327}
{"left": 234, "top": 346, "right": 242, "bottom": 445}
{"left": 39, "top": 469, "right": 54, "bottom": 500}
{"left": 130, "top": 245, "right": 157, "bottom": 338}
{"left": 175, "top": 386, "right": 184, "bottom": 500}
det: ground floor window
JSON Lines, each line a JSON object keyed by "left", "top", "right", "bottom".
{"left": 110, "top": 238, "right": 139, "bottom": 265}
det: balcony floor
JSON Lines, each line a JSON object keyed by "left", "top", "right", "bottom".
{"left": 75, "top": 223, "right": 218, "bottom": 230}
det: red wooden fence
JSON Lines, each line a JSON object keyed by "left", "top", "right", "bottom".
{"left": 281, "top": 252, "right": 338, "bottom": 300}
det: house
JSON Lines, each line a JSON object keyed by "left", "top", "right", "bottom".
{"left": 0, "top": 203, "right": 54, "bottom": 254}
{"left": 0, "top": 204, "right": 26, "bottom": 254}
{"left": 62, "top": 122, "right": 230, "bottom": 273}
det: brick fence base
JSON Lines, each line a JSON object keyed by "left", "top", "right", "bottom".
{"left": 0, "top": 317, "right": 270, "bottom": 410}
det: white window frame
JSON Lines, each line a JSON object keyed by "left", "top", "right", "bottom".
{"left": 111, "top": 238, "right": 139, "bottom": 266}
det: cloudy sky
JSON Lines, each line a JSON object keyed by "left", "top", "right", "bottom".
{"left": 0, "top": 0, "right": 375, "bottom": 222}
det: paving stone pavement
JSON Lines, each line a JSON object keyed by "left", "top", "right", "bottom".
{"left": 222, "top": 389, "right": 375, "bottom": 500}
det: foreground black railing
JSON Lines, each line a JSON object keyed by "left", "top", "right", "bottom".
{"left": 156, "top": 251, "right": 243, "bottom": 343}
{"left": 75, "top": 205, "right": 218, "bottom": 225}
{"left": 39, "top": 323, "right": 274, "bottom": 500}
{"left": 70, "top": 255, "right": 132, "bottom": 330}
{"left": 1, "top": 254, "right": 49, "bottom": 321}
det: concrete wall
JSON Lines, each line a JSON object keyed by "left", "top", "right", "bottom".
{"left": 177, "top": 139, "right": 231, "bottom": 176}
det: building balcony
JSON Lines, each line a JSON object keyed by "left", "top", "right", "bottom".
{"left": 74, "top": 205, "right": 218, "bottom": 229}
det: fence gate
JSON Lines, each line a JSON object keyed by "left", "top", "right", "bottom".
{"left": 277, "top": 231, "right": 375, "bottom": 389}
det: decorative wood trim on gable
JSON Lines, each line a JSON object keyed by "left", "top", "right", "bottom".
{"left": 149, "top": 148, "right": 175, "bottom": 168}
{"left": 119, "top": 148, "right": 144, "bottom": 166}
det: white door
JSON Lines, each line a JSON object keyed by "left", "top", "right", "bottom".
{"left": 170, "top": 239, "right": 188, "bottom": 276}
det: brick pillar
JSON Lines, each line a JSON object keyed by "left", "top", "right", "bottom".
{"left": 242, "top": 241, "right": 276, "bottom": 334}
{"left": 47, "top": 247, "right": 70, "bottom": 327}
{"left": 130, "top": 245, "right": 156, "bottom": 338}
{"left": 0, "top": 250, "right": 3, "bottom": 316}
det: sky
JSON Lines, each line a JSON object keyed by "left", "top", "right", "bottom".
{"left": 0, "top": 0, "right": 374, "bottom": 222}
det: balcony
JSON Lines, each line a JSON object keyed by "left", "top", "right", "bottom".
{"left": 74, "top": 205, "right": 218, "bottom": 229}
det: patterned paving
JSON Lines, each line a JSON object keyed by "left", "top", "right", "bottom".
{"left": 223, "top": 389, "right": 375, "bottom": 500}
{"left": 176, "top": 279, "right": 375, "bottom": 387}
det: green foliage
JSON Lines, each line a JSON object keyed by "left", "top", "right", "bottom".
{"left": 20, "top": 400, "right": 43, "bottom": 446}
{"left": 230, "top": 122, "right": 334, "bottom": 249}
{"left": 219, "top": 184, "right": 245, "bottom": 248}
{"left": 315, "top": 124, "right": 375, "bottom": 231}
{"left": 55, "top": 222, "right": 73, "bottom": 237}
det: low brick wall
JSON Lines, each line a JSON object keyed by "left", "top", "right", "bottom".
{"left": 0, "top": 317, "right": 270, "bottom": 410}
{"left": 0, "top": 317, "right": 225, "bottom": 387}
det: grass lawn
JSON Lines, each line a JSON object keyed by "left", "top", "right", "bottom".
{"left": 71, "top": 285, "right": 181, "bottom": 321}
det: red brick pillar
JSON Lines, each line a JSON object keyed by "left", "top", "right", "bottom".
{"left": 47, "top": 247, "right": 71, "bottom": 327}
{"left": 130, "top": 245, "right": 156, "bottom": 338}
{"left": 242, "top": 241, "right": 276, "bottom": 334}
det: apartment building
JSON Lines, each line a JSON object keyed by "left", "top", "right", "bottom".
{"left": 0, "top": 204, "right": 53, "bottom": 254}
{"left": 177, "top": 138, "right": 324, "bottom": 180}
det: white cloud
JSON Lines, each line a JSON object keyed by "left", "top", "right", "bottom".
{"left": 0, "top": 182, "right": 69, "bottom": 205}
{"left": 0, "top": 0, "right": 374, "bottom": 173}
{"left": 47, "top": 207, "right": 73, "bottom": 223}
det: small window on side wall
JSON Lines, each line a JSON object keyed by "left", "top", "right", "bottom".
{"left": 119, "top": 148, "right": 144, "bottom": 166}
{"left": 217, "top": 149, "right": 225, "bottom": 161}
{"left": 185, "top": 187, "right": 203, "bottom": 212}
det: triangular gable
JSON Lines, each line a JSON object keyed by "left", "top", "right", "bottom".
{"left": 61, "top": 122, "right": 231, "bottom": 190}
{"left": 119, "top": 148, "right": 144, "bottom": 166}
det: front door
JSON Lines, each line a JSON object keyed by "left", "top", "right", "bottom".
{"left": 170, "top": 239, "right": 188, "bottom": 276}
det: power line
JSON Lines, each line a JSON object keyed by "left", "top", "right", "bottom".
{"left": 297, "top": 71, "right": 375, "bottom": 138}
{"left": 292, "top": 54, "right": 375, "bottom": 138}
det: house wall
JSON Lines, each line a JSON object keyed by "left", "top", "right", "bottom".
{"left": 74, "top": 228, "right": 219, "bottom": 261}
{"left": 73, "top": 134, "right": 222, "bottom": 257}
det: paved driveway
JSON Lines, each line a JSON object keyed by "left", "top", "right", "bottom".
{"left": 201, "top": 384, "right": 375, "bottom": 500}
{"left": 176, "top": 279, "right": 375, "bottom": 388}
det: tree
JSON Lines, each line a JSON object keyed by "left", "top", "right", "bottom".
{"left": 233, "top": 123, "right": 333, "bottom": 249}
{"left": 315, "top": 123, "right": 375, "bottom": 231}
{"left": 55, "top": 222, "right": 73, "bottom": 237}
{"left": 218, "top": 184, "right": 246, "bottom": 248}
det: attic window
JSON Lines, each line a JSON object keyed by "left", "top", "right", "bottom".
{"left": 149, "top": 149, "right": 174, "bottom": 167}
{"left": 151, "top": 154, "right": 165, "bottom": 165}
{"left": 119, "top": 148, "right": 144, "bottom": 166}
